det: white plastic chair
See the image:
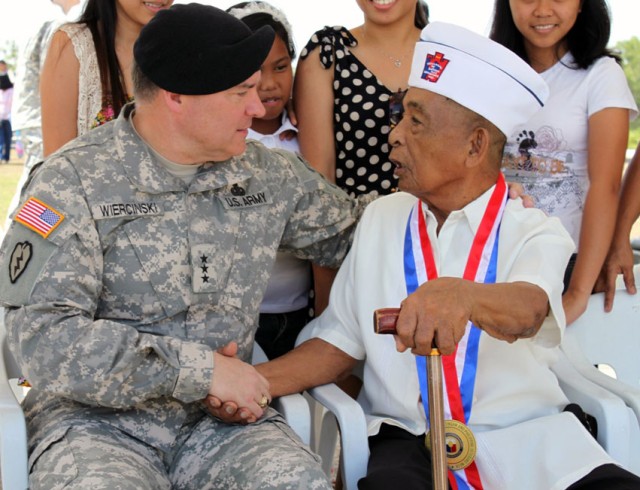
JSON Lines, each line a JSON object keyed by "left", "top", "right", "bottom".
{"left": 306, "top": 358, "right": 640, "bottom": 490}
{"left": 292, "top": 325, "right": 368, "bottom": 489}
{"left": 0, "top": 313, "right": 29, "bottom": 490}
{"left": 0, "top": 310, "right": 310, "bottom": 489}
{"left": 550, "top": 349, "right": 640, "bottom": 475}
{"left": 307, "top": 380, "right": 368, "bottom": 490}
{"left": 563, "top": 289, "right": 640, "bottom": 391}
{"left": 560, "top": 284, "right": 640, "bottom": 476}
{"left": 251, "top": 344, "right": 311, "bottom": 446}
{"left": 300, "top": 326, "right": 640, "bottom": 490}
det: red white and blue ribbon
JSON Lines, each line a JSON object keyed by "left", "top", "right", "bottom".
{"left": 403, "top": 175, "right": 508, "bottom": 490}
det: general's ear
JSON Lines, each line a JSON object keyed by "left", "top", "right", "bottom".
{"left": 162, "top": 90, "right": 183, "bottom": 113}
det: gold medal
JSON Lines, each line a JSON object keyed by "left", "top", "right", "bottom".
{"left": 425, "top": 419, "right": 477, "bottom": 470}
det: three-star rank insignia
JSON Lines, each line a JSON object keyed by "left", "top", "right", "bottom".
{"left": 200, "top": 254, "right": 209, "bottom": 283}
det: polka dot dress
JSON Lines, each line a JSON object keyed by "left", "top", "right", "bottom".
{"left": 300, "top": 26, "right": 398, "bottom": 198}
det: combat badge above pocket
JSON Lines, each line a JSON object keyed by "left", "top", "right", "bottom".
{"left": 219, "top": 183, "right": 272, "bottom": 210}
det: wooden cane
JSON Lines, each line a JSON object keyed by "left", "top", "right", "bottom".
{"left": 374, "top": 308, "right": 448, "bottom": 490}
{"left": 426, "top": 347, "right": 448, "bottom": 490}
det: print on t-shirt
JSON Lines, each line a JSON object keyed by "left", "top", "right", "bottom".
{"left": 503, "top": 125, "right": 585, "bottom": 223}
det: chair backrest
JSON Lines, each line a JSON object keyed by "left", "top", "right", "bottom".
{"left": 2, "top": 335, "right": 21, "bottom": 380}
{"left": 567, "top": 290, "right": 640, "bottom": 387}
{"left": 0, "top": 309, "right": 30, "bottom": 490}
{"left": 0, "top": 308, "right": 21, "bottom": 381}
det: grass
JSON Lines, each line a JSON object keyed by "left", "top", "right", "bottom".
{"left": 0, "top": 156, "right": 23, "bottom": 228}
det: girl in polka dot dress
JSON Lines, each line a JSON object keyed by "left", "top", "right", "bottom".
{"left": 295, "top": 0, "right": 429, "bottom": 314}
{"left": 295, "top": 0, "right": 429, "bottom": 199}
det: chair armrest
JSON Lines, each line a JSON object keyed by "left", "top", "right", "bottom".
{"left": 251, "top": 342, "right": 311, "bottom": 445}
{"left": 271, "top": 394, "right": 311, "bottom": 446}
{"left": 562, "top": 331, "right": 640, "bottom": 418}
{"left": 308, "top": 383, "right": 369, "bottom": 490}
{"left": 551, "top": 351, "right": 635, "bottom": 468}
{"left": 0, "top": 336, "right": 29, "bottom": 490}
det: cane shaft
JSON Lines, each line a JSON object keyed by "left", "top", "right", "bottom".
{"left": 427, "top": 349, "right": 448, "bottom": 490}
{"left": 372, "top": 309, "right": 448, "bottom": 487}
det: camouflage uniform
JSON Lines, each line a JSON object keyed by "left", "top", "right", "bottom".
{"left": 0, "top": 104, "right": 366, "bottom": 488}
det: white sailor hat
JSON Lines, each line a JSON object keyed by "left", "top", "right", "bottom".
{"left": 408, "top": 22, "right": 549, "bottom": 136}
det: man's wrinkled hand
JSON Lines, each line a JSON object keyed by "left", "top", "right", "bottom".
{"left": 394, "top": 278, "right": 472, "bottom": 356}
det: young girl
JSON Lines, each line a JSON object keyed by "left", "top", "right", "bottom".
{"left": 40, "top": 0, "right": 173, "bottom": 156}
{"left": 228, "top": 1, "right": 311, "bottom": 359}
{"left": 0, "top": 64, "right": 13, "bottom": 164}
{"left": 490, "top": 0, "right": 637, "bottom": 324}
{"left": 295, "top": 0, "right": 429, "bottom": 315}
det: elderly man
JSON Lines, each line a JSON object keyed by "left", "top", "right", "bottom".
{"left": 0, "top": 4, "right": 371, "bottom": 489}
{"left": 234, "top": 22, "right": 640, "bottom": 490}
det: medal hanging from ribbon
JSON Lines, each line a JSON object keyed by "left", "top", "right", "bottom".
{"left": 403, "top": 174, "right": 508, "bottom": 490}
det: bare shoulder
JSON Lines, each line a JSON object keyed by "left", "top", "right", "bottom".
{"left": 47, "top": 28, "right": 75, "bottom": 57}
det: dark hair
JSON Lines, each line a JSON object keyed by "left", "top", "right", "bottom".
{"left": 227, "top": 2, "right": 296, "bottom": 59}
{"left": 415, "top": 0, "right": 430, "bottom": 29}
{"left": 77, "top": 0, "right": 128, "bottom": 117}
{"left": 489, "top": 0, "right": 619, "bottom": 69}
{"left": 0, "top": 74, "right": 13, "bottom": 91}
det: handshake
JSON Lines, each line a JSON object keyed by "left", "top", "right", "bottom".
{"left": 204, "top": 341, "right": 271, "bottom": 424}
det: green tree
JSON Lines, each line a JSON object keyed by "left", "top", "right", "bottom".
{"left": 0, "top": 40, "right": 18, "bottom": 73}
{"left": 615, "top": 36, "right": 640, "bottom": 148}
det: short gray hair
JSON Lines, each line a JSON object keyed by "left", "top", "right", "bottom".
{"left": 132, "top": 60, "right": 160, "bottom": 102}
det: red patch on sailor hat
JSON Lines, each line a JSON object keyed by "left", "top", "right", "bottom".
{"left": 421, "top": 52, "right": 450, "bottom": 83}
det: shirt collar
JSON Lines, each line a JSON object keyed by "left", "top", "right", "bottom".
{"left": 115, "top": 104, "right": 252, "bottom": 194}
{"left": 423, "top": 181, "right": 501, "bottom": 236}
{"left": 247, "top": 110, "right": 297, "bottom": 141}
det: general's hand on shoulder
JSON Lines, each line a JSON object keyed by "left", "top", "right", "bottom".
{"left": 507, "top": 181, "right": 535, "bottom": 208}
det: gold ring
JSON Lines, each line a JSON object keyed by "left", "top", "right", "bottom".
{"left": 258, "top": 394, "right": 269, "bottom": 409}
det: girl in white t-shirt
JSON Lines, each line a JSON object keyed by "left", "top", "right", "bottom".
{"left": 490, "top": 0, "right": 638, "bottom": 325}
{"left": 228, "top": 2, "right": 312, "bottom": 359}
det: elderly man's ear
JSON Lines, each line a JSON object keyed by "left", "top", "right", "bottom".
{"left": 464, "top": 127, "right": 491, "bottom": 169}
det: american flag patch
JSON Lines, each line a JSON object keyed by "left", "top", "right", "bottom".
{"left": 15, "top": 197, "right": 65, "bottom": 238}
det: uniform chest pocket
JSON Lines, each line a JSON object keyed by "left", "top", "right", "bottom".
{"left": 99, "top": 216, "right": 189, "bottom": 323}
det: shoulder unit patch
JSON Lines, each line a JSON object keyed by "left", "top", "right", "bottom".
{"left": 9, "top": 241, "right": 32, "bottom": 284}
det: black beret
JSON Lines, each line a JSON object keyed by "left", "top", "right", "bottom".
{"left": 134, "top": 3, "right": 275, "bottom": 95}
